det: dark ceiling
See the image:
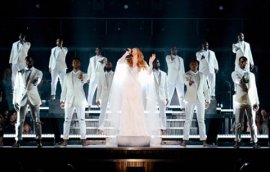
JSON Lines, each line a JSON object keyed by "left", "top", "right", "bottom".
{"left": 0, "top": 0, "right": 269, "bottom": 18}
{"left": 0, "top": 0, "right": 270, "bottom": 108}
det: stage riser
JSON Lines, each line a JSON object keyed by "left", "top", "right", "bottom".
{"left": 16, "top": 97, "right": 246, "bottom": 143}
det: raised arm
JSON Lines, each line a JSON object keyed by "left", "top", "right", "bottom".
{"left": 147, "top": 53, "right": 156, "bottom": 74}
{"left": 232, "top": 43, "right": 240, "bottom": 53}
{"left": 118, "top": 49, "right": 131, "bottom": 64}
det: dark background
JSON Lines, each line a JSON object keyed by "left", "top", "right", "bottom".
{"left": 0, "top": 0, "right": 269, "bottom": 109}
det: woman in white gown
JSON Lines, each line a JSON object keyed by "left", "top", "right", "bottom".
{"left": 102, "top": 48, "right": 161, "bottom": 146}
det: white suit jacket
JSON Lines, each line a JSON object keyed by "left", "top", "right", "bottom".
{"left": 166, "top": 55, "right": 185, "bottom": 84}
{"left": 196, "top": 49, "right": 219, "bottom": 74}
{"left": 231, "top": 69, "right": 259, "bottom": 106}
{"left": 9, "top": 41, "right": 31, "bottom": 65}
{"left": 48, "top": 46, "right": 68, "bottom": 70}
{"left": 96, "top": 70, "right": 114, "bottom": 102}
{"left": 184, "top": 71, "right": 210, "bottom": 104}
{"left": 13, "top": 67, "right": 42, "bottom": 106}
{"left": 87, "top": 55, "right": 107, "bottom": 82}
{"left": 153, "top": 69, "right": 168, "bottom": 101}
{"left": 60, "top": 70, "right": 88, "bottom": 108}
{"left": 232, "top": 41, "right": 254, "bottom": 70}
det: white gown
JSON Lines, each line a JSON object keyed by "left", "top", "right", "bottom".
{"left": 119, "top": 67, "right": 148, "bottom": 136}
{"left": 102, "top": 58, "right": 161, "bottom": 147}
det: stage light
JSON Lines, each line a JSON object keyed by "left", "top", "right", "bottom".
{"left": 123, "top": 4, "right": 129, "bottom": 10}
{"left": 218, "top": 5, "right": 224, "bottom": 11}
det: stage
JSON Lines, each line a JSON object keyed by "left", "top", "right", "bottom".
{"left": 1, "top": 143, "right": 269, "bottom": 172}
{"left": 1, "top": 101, "right": 269, "bottom": 171}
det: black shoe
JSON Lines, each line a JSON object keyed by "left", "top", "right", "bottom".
{"left": 12, "top": 141, "right": 21, "bottom": 148}
{"left": 37, "top": 143, "right": 42, "bottom": 148}
{"left": 81, "top": 139, "right": 88, "bottom": 146}
{"left": 252, "top": 142, "right": 260, "bottom": 149}
{"left": 180, "top": 140, "right": 188, "bottom": 147}
{"left": 60, "top": 140, "right": 68, "bottom": 147}
{"left": 54, "top": 141, "right": 62, "bottom": 146}
{"left": 202, "top": 140, "right": 208, "bottom": 148}
{"left": 233, "top": 142, "right": 240, "bottom": 148}
{"left": 51, "top": 95, "right": 56, "bottom": 100}
{"left": 36, "top": 140, "right": 43, "bottom": 148}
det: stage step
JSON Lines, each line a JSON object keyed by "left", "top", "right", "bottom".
{"left": 32, "top": 100, "right": 234, "bottom": 139}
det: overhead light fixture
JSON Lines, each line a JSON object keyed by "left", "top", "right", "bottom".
{"left": 123, "top": 4, "right": 129, "bottom": 10}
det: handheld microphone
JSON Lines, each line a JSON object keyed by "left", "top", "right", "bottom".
{"left": 124, "top": 48, "right": 132, "bottom": 59}
{"left": 124, "top": 48, "right": 132, "bottom": 53}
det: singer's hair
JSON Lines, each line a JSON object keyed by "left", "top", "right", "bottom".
{"left": 127, "top": 48, "right": 147, "bottom": 69}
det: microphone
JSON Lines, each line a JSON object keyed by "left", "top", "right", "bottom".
{"left": 124, "top": 48, "right": 132, "bottom": 53}
{"left": 124, "top": 48, "right": 132, "bottom": 59}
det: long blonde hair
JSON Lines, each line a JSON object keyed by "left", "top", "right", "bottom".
{"left": 127, "top": 48, "right": 147, "bottom": 69}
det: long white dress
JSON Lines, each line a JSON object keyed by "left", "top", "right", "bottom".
{"left": 102, "top": 57, "right": 161, "bottom": 147}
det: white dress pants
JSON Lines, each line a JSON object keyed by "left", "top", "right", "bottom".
{"left": 63, "top": 105, "right": 86, "bottom": 140}
{"left": 167, "top": 80, "right": 184, "bottom": 108}
{"left": 183, "top": 100, "right": 207, "bottom": 141}
{"left": 87, "top": 79, "right": 98, "bottom": 106}
{"left": 50, "top": 68, "right": 66, "bottom": 95}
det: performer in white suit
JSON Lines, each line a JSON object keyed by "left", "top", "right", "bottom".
{"left": 181, "top": 59, "right": 210, "bottom": 148}
{"left": 48, "top": 38, "right": 68, "bottom": 100}
{"left": 196, "top": 41, "right": 219, "bottom": 98}
{"left": 232, "top": 32, "right": 254, "bottom": 71}
{"left": 166, "top": 47, "right": 185, "bottom": 109}
{"left": 9, "top": 33, "right": 31, "bottom": 89}
{"left": 153, "top": 58, "right": 168, "bottom": 134}
{"left": 96, "top": 61, "right": 114, "bottom": 131}
{"left": 12, "top": 56, "right": 43, "bottom": 148}
{"left": 60, "top": 58, "right": 88, "bottom": 146}
{"left": 87, "top": 47, "right": 107, "bottom": 107}
{"left": 231, "top": 56, "right": 260, "bottom": 148}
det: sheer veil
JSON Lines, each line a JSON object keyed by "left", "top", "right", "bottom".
{"left": 101, "top": 58, "right": 161, "bottom": 146}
